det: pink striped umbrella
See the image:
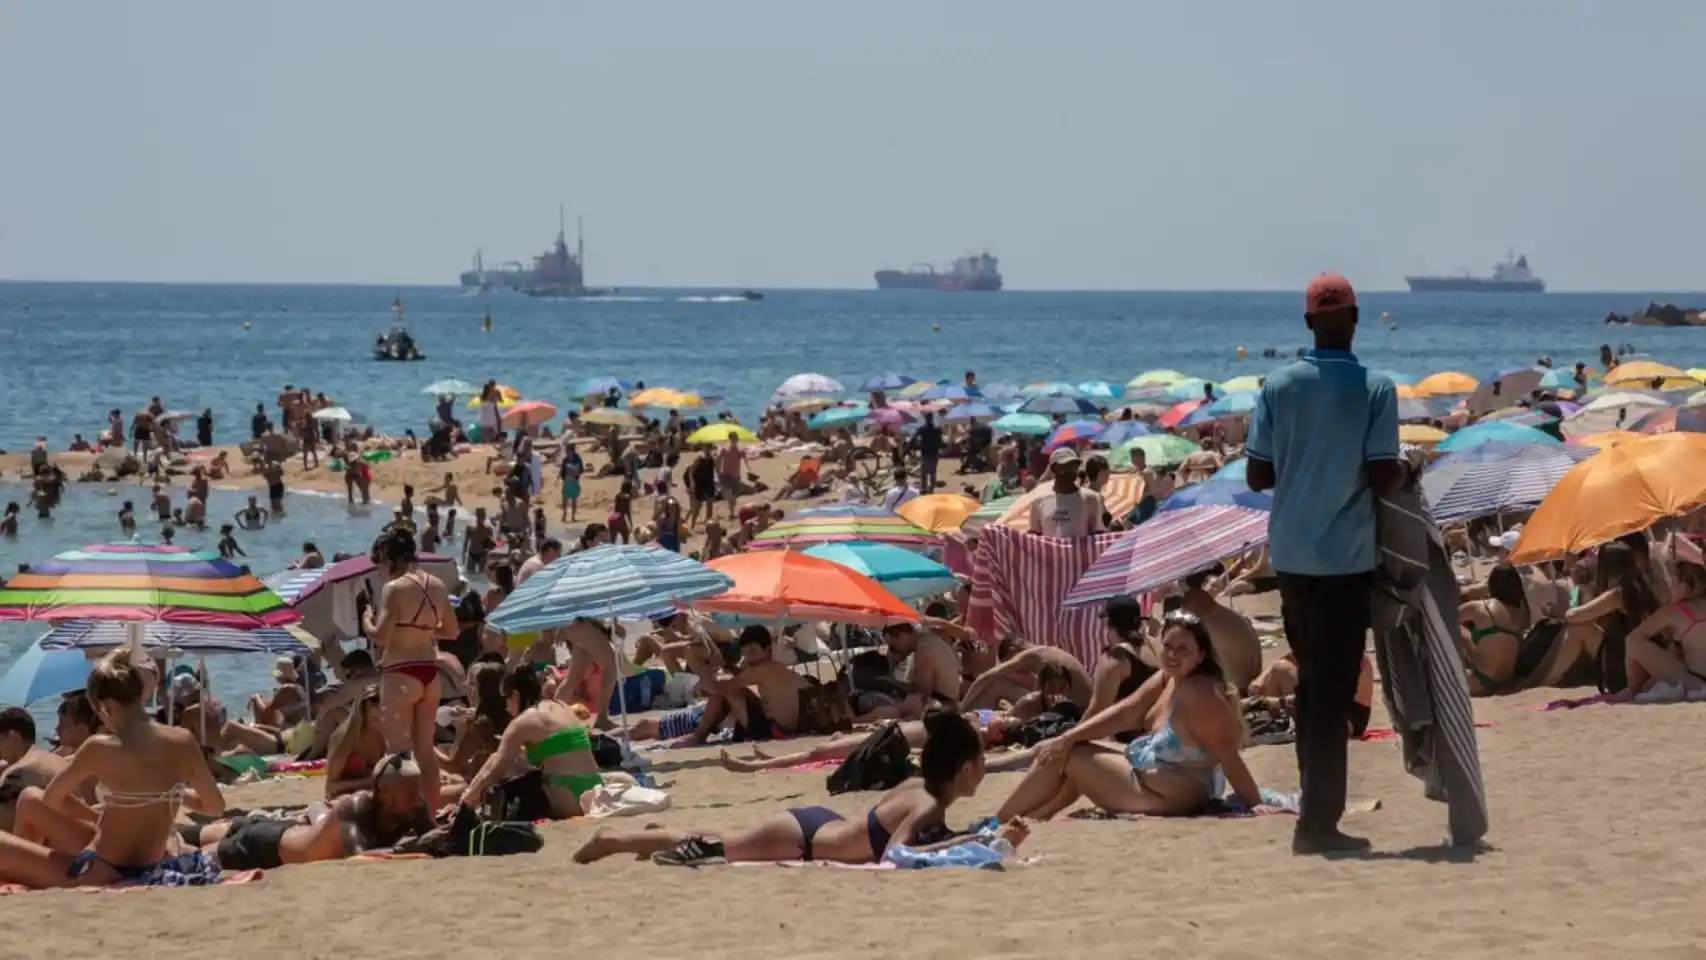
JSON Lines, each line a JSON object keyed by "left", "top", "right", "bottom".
{"left": 867, "top": 406, "right": 918, "bottom": 427}
{"left": 1062, "top": 505, "right": 1269, "bottom": 605}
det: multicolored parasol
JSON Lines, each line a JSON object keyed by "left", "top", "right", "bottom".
{"left": 0, "top": 542, "right": 300, "bottom": 629}
{"left": 1064, "top": 505, "right": 1270, "bottom": 605}
{"left": 745, "top": 504, "right": 937, "bottom": 550}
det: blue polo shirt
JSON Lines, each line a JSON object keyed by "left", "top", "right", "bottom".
{"left": 1246, "top": 349, "right": 1399, "bottom": 576}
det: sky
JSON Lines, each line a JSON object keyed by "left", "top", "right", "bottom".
{"left": 1, "top": 0, "right": 1702, "bottom": 291}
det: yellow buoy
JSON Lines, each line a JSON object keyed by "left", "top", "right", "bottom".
{"left": 1236, "top": 345, "right": 1247, "bottom": 359}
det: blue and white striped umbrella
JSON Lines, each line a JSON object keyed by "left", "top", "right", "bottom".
{"left": 261, "top": 569, "right": 323, "bottom": 605}
{"left": 488, "top": 545, "right": 734, "bottom": 634}
{"left": 38, "top": 620, "right": 308, "bottom": 655}
{"left": 1423, "top": 444, "right": 1590, "bottom": 523}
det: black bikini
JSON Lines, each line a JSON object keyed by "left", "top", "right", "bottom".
{"left": 787, "top": 805, "right": 895, "bottom": 861}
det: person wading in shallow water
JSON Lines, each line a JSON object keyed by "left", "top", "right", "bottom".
{"left": 1246, "top": 272, "right": 1401, "bottom": 856}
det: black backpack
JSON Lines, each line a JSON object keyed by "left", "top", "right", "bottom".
{"left": 826, "top": 722, "right": 916, "bottom": 795}
{"left": 430, "top": 804, "right": 545, "bottom": 858}
{"left": 1016, "top": 701, "right": 1083, "bottom": 747}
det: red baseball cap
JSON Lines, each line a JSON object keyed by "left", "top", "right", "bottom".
{"left": 1305, "top": 273, "right": 1356, "bottom": 314}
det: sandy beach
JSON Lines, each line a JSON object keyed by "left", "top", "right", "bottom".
{"left": 1, "top": 684, "right": 1703, "bottom": 957}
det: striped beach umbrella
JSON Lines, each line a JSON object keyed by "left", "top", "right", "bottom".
{"left": 38, "top": 620, "right": 309, "bottom": 656}
{"left": 1063, "top": 505, "right": 1270, "bottom": 605}
{"left": 801, "top": 541, "right": 959, "bottom": 602}
{"left": 746, "top": 505, "right": 937, "bottom": 550}
{"left": 487, "top": 545, "right": 733, "bottom": 634}
{"left": 1422, "top": 445, "right": 1587, "bottom": 523}
{"left": 1042, "top": 420, "right": 1106, "bottom": 452}
{"left": 0, "top": 542, "right": 299, "bottom": 629}
{"left": 1018, "top": 395, "right": 1101, "bottom": 417}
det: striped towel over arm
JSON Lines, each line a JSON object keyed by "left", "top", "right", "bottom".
{"left": 965, "top": 524, "right": 1124, "bottom": 668}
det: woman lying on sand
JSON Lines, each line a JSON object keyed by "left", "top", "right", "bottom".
{"left": 0, "top": 649, "right": 226, "bottom": 889}
{"left": 995, "top": 613, "right": 1273, "bottom": 821}
{"left": 457, "top": 668, "right": 610, "bottom": 819}
{"left": 576, "top": 709, "right": 1028, "bottom": 867}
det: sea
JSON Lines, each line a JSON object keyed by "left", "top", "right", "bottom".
{"left": 1, "top": 281, "right": 1703, "bottom": 719}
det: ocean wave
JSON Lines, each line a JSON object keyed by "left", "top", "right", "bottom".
{"left": 677, "top": 296, "right": 748, "bottom": 304}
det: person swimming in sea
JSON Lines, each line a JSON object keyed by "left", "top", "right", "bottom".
{"left": 235, "top": 495, "right": 268, "bottom": 531}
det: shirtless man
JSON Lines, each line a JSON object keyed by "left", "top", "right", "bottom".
{"left": 1177, "top": 568, "right": 1264, "bottom": 692}
{"left": 675, "top": 627, "right": 806, "bottom": 744}
{"left": 191, "top": 754, "right": 435, "bottom": 869}
{"left": 183, "top": 494, "right": 207, "bottom": 530}
{"left": 464, "top": 508, "right": 495, "bottom": 573}
{"left": 428, "top": 473, "right": 461, "bottom": 508}
{"left": 293, "top": 541, "right": 325, "bottom": 570}
{"left": 959, "top": 637, "right": 1093, "bottom": 712}
{"left": 882, "top": 623, "right": 963, "bottom": 709}
{"left": 117, "top": 501, "right": 136, "bottom": 534}
{"left": 261, "top": 458, "right": 286, "bottom": 514}
{"left": 718, "top": 437, "right": 744, "bottom": 519}
{"left": 0, "top": 709, "right": 66, "bottom": 834}
{"left": 150, "top": 484, "right": 171, "bottom": 521}
{"left": 235, "top": 495, "right": 268, "bottom": 531}
{"left": 363, "top": 528, "right": 458, "bottom": 810}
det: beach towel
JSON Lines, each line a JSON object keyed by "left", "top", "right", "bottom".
{"left": 965, "top": 524, "right": 1124, "bottom": 667}
{"left": 1065, "top": 791, "right": 1383, "bottom": 822}
{"left": 0, "top": 860, "right": 258, "bottom": 895}
{"left": 1371, "top": 455, "right": 1490, "bottom": 846}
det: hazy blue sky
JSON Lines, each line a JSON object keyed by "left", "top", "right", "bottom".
{"left": 1, "top": 1, "right": 1702, "bottom": 290}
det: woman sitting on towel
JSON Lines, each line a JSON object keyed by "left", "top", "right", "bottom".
{"left": 457, "top": 666, "right": 610, "bottom": 819}
{"left": 1556, "top": 542, "right": 1662, "bottom": 694}
{"left": 0, "top": 648, "right": 227, "bottom": 889}
{"left": 1612, "top": 555, "right": 1706, "bottom": 701}
{"left": 1458, "top": 563, "right": 1533, "bottom": 695}
{"left": 576, "top": 709, "right": 1028, "bottom": 867}
{"left": 995, "top": 613, "right": 1274, "bottom": 821}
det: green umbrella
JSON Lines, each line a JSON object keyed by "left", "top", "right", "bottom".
{"left": 1109, "top": 433, "right": 1199, "bottom": 468}
{"left": 991, "top": 412, "right": 1053, "bottom": 436}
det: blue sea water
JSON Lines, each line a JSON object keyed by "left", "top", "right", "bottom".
{"left": 0, "top": 281, "right": 1703, "bottom": 717}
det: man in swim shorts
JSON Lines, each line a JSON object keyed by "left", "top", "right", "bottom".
{"left": 0, "top": 708, "right": 67, "bottom": 834}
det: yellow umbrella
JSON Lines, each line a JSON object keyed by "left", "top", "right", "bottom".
{"left": 1220, "top": 375, "right": 1263, "bottom": 393}
{"left": 787, "top": 397, "right": 838, "bottom": 412}
{"left": 1569, "top": 430, "right": 1642, "bottom": 450}
{"left": 1414, "top": 371, "right": 1479, "bottom": 396}
{"left": 687, "top": 423, "right": 757, "bottom": 445}
{"left": 629, "top": 387, "right": 705, "bottom": 409}
{"left": 1604, "top": 360, "right": 1690, "bottom": 385}
{"left": 1399, "top": 424, "right": 1448, "bottom": 444}
{"left": 1395, "top": 384, "right": 1420, "bottom": 399}
{"left": 1511, "top": 433, "right": 1706, "bottom": 564}
{"left": 1126, "top": 369, "right": 1192, "bottom": 389}
{"left": 898, "top": 380, "right": 938, "bottom": 399}
{"left": 467, "top": 384, "right": 522, "bottom": 406}
{"left": 1688, "top": 368, "right": 1706, "bottom": 384}
{"left": 581, "top": 407, "right": 642, "bottom": 428}
{"left": 895, "top": 493, "right": 980, "bottom": 533}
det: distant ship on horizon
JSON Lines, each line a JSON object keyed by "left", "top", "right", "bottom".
{"left": 1406, "top": 250, "right": 1546, "bottom": 293}
{"left": 875, "top": 252, "right": 1002, "bottom": 292}
{"left": 458, "top": 205, "right": 609, "bottom": 297}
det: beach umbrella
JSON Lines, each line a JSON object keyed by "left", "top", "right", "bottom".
{"left": 0, "top": 542, "right": 299, "bottom": 630}
{"left": 1399, "top": 424, "right": 1449, "bottom": 445}
{"left": 746, "top": 504, "right": 937, "bottom": 551}
{"left": 38, "top": 620, "right": 310, "bottom": 656}
{"left": 944, "top": 402, "right": 1001, "bottom": 422}
{"left": 1435, "top": 421, "right": 1560, "bottom": 453}
{"left": 1538, "top": 369, "right": 1593, "bottom": 390}
{"left": 867, "top": 406, "right": 918, "bottom": 427}
{"left": 1042, "top": 420, "right": 1106, "bottom": 452}
{"left": 1568, "top": 430, "right": 1642, "bottom": 450}
{"left": 1558, "top": 392, "right": 1672, "bottom": 439}
{"left": 501, "top": 400, "right": 558, "bottom": 430}
{"left": 897, "top": 380, "right": 940, "bottom": 399}
{"left": 1422, "top": 444, "right": 1586, "bottom": 523}
{"left": 1687, "top": 391, "right": 1706, "bottom": 409}
{"left": 1111, "top": 400, "right": 1171, "bottom": 419}
{"left": 1631, "top": 407, "right": 1706, "bottom": 435}
{"left": 786, "top": 397, "right": 839, "bottom": 413}
{"left": 581, "top": 407, "right": 643, "bottom": 429}
{"left": 1095, "top": 421, "right": 1155, "bottom": 446}
{"left": 1467, "top": 370, "right": 1544, "bottom": 416}
{"left": 422, "top": 378, "right": 479, "bottom": 397}
{"left": 311, "top": 406, "right": 366, "bottom": 424}
{"left": 686, "top": 423, "right": 757, "bottom": 445}
{"left": 962, "top": 494, "right": 1021, "bottom": 534}
{"left": 1023, "top": 381, "right": 1081, "bottom": 397}
{"left": 1109, "top": 433, "right": 1199, "bottom": 468}
{"left": 0, "top": 642, "right": 93, "bottom": 705}
{"left": 861, "top": 373, "right": 916, "bottom": 392}
{"left": 693, "top": 551, "right": 919, "bottom": 627}
{"left": 1063, "top": 505, "right": 1270, "bottom": 605}
{"left": 801, "top": 541, "right": 959, "bottom": 602}
{"left": 1511, "top": 434, "right": 1706, "bottom": 564}
{"left": 1397, "top": 396, "right": 1446, "bottom": 421}
{"left": 1158, "top": 481, "right": 1272, "bottom": 512}
{"left": 573, "top": 377, "right": 633, "bottom": 399}
{"left": 1493, "top": 410, "right": 1559, "bottom": 430}
{"left": 807, "top": 406, "right": 869, "bottom": 430}
{"left": 1127, "top": 369, "right": 1192, "bottom": 388}
{"left": 1076, "top": 380, "right": 1121, "bottom": 399}
{"left": 1165, "top": 378, "right": 1222, "bottom": 401}
{"left": 467, "top": 384, "right": 523, "bottom": 407}
{"left": 628, "top": 387, "right": 705, "bottom": 410}
{"left": 1211, "top": 458, "right": 1248, "bottom": 483}
{"left": 1219, "top": 375, "right": 1264, "bottom": 393}
{"left": 261, "top": 554, "right": 458, "bottom": 639}
{"left": 990, "top": 475, "right": 1148, "bottom": 532}
{"left": 1155, "top": 399, "right": 1207, "bottom": 429}
{"left": 895, "top": 493, "right": 980, "bottom": 533}
{"left": 991, "top": 412, "right": 1053, "bottom": 436}
{"left": 1180, "top": 391, "right": 1258, "bottom": 426}
{"left": 920, "top": 383, "right": 985, "bottom": 402}
{"left": 1415, "top": 371, "right": 1479, "bottom": 396}
{"left": 1604, "top": 361, "right": 1692, "bottom": 386}
{"left": 979, "top": 382, "right": 1022, "bottom": 401}
{"left": 1018, "top": 395, "right": 1101, "bottom": 418}
{"left": 773, "top": 373, "right": 845, "bottom": 398}
{"left": 487, "top": 545, "right": 733, "bottom": 634}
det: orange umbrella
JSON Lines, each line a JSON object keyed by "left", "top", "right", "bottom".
{"left": 1568, "top": 430, "right": 1642, "bottom": 450}
{"left": 500, "top": 400, "right": 558, "bottom": 429}
{"left": 1511, "top": 433, "right": 1706, "bottom": 564}
{"left": 692, "top": 551, "right": 920, "bottom": 627}
{"left": 1414, "top": 371, "right": 1479, "bottom": 396}
{"left": 895, "top": 493, "right": 980, "bottom": 533}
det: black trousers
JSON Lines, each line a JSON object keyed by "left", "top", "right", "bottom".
{"left": 1276, "top": 570, "right": 1373, "bottom": 834}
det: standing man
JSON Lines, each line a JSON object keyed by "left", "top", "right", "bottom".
{"left": 1245, "top": 273, "right": 1401, "bottom": 856}
{"left": 914, "top": 412, "right": 944, "bottom": 494}
{"left": 1027, "top": 448, "right": 1105, "bottom": 538}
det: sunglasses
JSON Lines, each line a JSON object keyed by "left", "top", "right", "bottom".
{"left": 1162, "top": 611, "right": 1203, "bottom": 627}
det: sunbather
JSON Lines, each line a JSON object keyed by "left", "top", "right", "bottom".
{"left": 995, "top": 613, "right": 1274, "bottom": 821}
{"left": 577, "top": 709, "right": 1028, "bottom": 866}
{"left": 0, "top": 648, "right": 226, "bottom": 889}
{"left": 458, "top": 676, "right": 607, "bottom": 819}
{"left": 959, "top": 637, "right": 1092, "bottom": 713}
{"left": 1613, "top": 557, "right": 1706, "bottom": 701}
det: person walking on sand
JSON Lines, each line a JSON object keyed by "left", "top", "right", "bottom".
{"left": 1246, "top": 273, "right": 1401, "bottom": 856}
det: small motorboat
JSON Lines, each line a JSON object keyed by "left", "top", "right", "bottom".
{"left": 739, "top": 289, "right": 763, "bottom": 301}
{"left": 373, "top": 324, "right": 425, "bottom": 361}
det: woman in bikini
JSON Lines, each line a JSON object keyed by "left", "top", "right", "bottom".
{"left": 1083, "top": 595, "right": 1159, "bottom": 721}
{"left": 1558, "top": 542, "right": 1662, "bottom": 695}
{"left": 1458, "top": 562, "right": 1532, "bottom": 695}
{"left": 439, "top": 663, "right": 510, "bottom": 780}
{"left": 458, "top": 668, "right": 607, "bottom": 819}
{"left": 576, "top": 709, "right": 1029, "bottom": 867}
{"left": 995, "top": 613, "right": 1275, "bottom": 821}
{"left": 362, "top": 528, "right": 458, "bottom": 810}
{"left": 324, "top": 690, "right": 388, "bottom": 798}
{"left": 1614, "top": 556, "right": 1706, "bottom": 701}
{"left": 0, "top": 648, "right": 226, "bottom": 889}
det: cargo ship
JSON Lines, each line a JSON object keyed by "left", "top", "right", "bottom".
{"left": 1405, "top": 250, "right": 1545, "bottom": 293}
{"left": 875, "top": 252, "right": 1002, "bottom": 291}
{"left": 458, "top": 206, "right": 607, "bottom": 297}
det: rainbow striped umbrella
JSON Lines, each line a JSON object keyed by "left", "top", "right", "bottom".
{"left": 0, "top": 542, "right": 300, "bottom": 629}
{"left": 745, "top": 505, "right": 938, "bottom": 550}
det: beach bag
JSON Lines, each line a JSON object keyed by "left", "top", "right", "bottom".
{"left": 489, "top": 768, "right": 557, "bottom": 823}
{"left": 589, "top": 731, "right": 626, "bottom": 771}
{"left": 796, "top": 676, "right": 853, "bottom": 736}
{"left": 827, "top": 721, "right": 916, "bottom": 795}
{"left": 1016, "top": 701, "right": 1083, "bottom": 747}
{"left": 433, "top": 804, "right": 544, "bottom": 858}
